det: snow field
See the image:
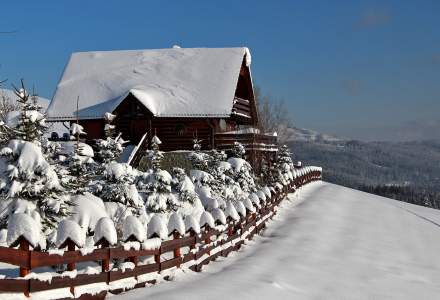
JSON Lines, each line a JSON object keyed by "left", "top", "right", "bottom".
{"left": 116, "top": 182, "right": 440, "bottom": 300}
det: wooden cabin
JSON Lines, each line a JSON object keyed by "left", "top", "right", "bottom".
{"left": 46, "top": 47, "right": 277, "bottom": 170}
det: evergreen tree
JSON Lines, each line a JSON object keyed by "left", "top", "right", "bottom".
{"left": 172, "top": 167, "right": 198, "bottom": 204}
{"left": 63, "top": 123, "right": 95, "bottom": 194}
{"left": 272, "top": 144, "right": 294, "bottom": 185}
{"left": 98, "top": 162, "right": 144, "bottom": 213}
{"left": 96, "top": 112, "right": 124, "bottom": 163}
{"left": 141, "top": 135, "right": 179, "bottom": 213}
{"left": 278, "top": 145, "right": 293, "bottom": 165}
{"left": 188, "top": 138, "right": 210, "bottom": 171}
{"left": 12, "top": 81, "right": 46, "bottom": 143}
{"left": 228, "top": 145, "right": 258, "bottom": 194}
{"left": 0, "top": 82, "right": 69, "bottom": 235}
{"left": 232, "top": 141, "right": 246, "bottom": 158}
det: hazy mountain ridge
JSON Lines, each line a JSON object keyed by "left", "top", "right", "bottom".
{"left": 285, "top": 126, "right": 344, "bottom": 142}
{"left": 288, "top": 127, "right": 440, "bottom": 208}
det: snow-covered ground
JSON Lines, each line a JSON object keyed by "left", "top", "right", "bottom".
{"left": 115, "top": 182, "right": 440, "bottom": 300}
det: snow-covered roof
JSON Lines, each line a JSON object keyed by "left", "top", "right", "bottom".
{"left": 47, "top": 47, "right": 251, "bottom": 120}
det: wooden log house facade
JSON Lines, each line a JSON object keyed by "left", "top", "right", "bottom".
{"left": 46, "top": 47, "right": 277, "bottom": 170}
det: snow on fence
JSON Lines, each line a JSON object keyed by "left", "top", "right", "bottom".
{"left": 0, "top": 168, "right": 322, "bottom": 299}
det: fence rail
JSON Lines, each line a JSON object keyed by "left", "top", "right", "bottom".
{"left": 0, "top": 169, "right": 322, "bottom": 299}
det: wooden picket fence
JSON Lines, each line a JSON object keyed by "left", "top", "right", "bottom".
{"left": 0, "top": 169, "right": 322, "bottom": 300}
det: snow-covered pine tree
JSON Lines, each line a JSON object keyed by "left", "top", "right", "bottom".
{"left": 141, "top": 135, "right": 179, "bottom": 213}
{"left": 206, "top": 149, "right": 231, "bottom": 199}
{"left": 228, "top": 142, "right": 258, "bottom": 194}
{"left": 272, "top": 144, "right": 294, "bottom": 186}
{"left": 63, "top": 122, "right": 95, "bottom": 194}
{"left": 0, "top": 82, "right": 69, "bottom": 236}
{"left": 93, "top": 112, "right": 143, "bottom": 214}
{"left": 188, "top": 138, "right": 210, "bottom": 171}
{"left": 232, "top": 141, "right": 246, "bottom": 159}
{"left": 96, "top": 112, "right": 124, "bottom": 163}
{"left": 172, "top": 167, "right": 198, "bottom": 204}
{"left": 278, "top": 144, "right": 293, "bottom": 165}
{"left": 12, "top": 80, "right": 46, "bottom": 143}
{"left": 98, "top": 162, "right": 144, "bottom": 213}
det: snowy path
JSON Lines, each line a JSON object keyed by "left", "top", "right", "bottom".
{"left": 115, "top": 182, "right": 440, "bottom": 300}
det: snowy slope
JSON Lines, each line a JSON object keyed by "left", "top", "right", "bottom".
{"left": 116, "top": 182, "right": 440, "bottom": 300}
{"left": 285, "top": 126, "right": 343, "bottom": 142}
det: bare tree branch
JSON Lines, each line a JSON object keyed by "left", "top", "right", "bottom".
{"left": 255, "top": 86, "right": 294, "bottom": 145}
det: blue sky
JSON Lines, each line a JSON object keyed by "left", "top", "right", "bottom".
{"left": 1, "top": 0, "right": 439, "bottom": 141}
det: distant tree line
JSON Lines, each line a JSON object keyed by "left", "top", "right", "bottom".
{"left": 359, "top": 184, "right": 440, "bottom": 209}
{"left": 291, "top": 139, "right": 440, "bottom": 210}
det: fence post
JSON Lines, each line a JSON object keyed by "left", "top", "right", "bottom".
{"left": 65, "top": 240, "right": 76, "bottom": 296}
{"left": 173, "top": 231, "right": 181, "bottom": 268}
{"left": 19, "top": 238, "right": 30, "bottom": 278}
{"left": 205, "top": 226, "right": 211, "bottom": 255}
{"left": 189, "top": 230, "right": 197, "bottom": 250}
{"left": 154, "top": 246, "right": 161, "bottom": 268}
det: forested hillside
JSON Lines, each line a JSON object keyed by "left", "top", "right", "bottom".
{"left": 290, "top": 136, "right": 440, "bottom": 209}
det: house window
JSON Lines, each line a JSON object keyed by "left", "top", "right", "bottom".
{"left": 175, "top": 123, "right": 185, "bottom": 136}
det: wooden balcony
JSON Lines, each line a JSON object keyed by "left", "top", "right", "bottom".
{"left": 214, "top": 131, "right": 278, "bottom": 152}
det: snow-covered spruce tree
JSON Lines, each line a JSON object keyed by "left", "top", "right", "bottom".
{"left": 188, "top": 138, "right": 210, "bottom": 171}
{"left": 12, "top": 82, "right": 46, "bottom": 143}
{"left": 62, "top": 123, "right": 96, "bottom": 194}
{"left": 96, "top": 112, "right": 124, "bottom": 163}
{"left": 228, "top": 141, "right": 257, "bottom": 193}
{"left": 0, "top": 82, "right": 69, "bottom": 236}
{"left": 97, "top": 162, "right": 144, "bottom": 214}
{"left": 258, "top": 155, "right": 271, "bottom": 185}
{"left": 93, "top": 112, "right": 144, "bottom": 214}
{"left": 140, "top": 135, "right": 179, "bottom": 213}
{"left": 274, "top": 144, "right": 294, "bottom": 185}
{"left": 278, "top": 144, "right": 293, "bottom": 165}
{"left": 232, "top": 141, "right": 246, "bottom": 159}
{"left": 172, "top": 167, "right": 198, "bottom": 204}
{"left": 206, "top": 149, "right": 239, "bottom": 202}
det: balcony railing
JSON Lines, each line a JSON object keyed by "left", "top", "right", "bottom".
{"left": 214, "top": 131, "right": 278, "bottom": 152}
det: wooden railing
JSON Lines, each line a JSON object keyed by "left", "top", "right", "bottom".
{"left": 214, "top": 132, "right": 278, "bottom": 152}
{"left": 0, "top": 169, "right": 322, "bottom": 299}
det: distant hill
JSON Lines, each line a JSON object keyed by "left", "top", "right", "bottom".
{"left": 285, "top": 126, "right": 344, "bottom": 143}
{"left": 0, "top": 88, "right": 50, "bottom": 110}
{"left": 0, "top": 88, "right": 68, "bottom": 136}
{"left": 288, "top": 127, "right": 440, "bottom": 209}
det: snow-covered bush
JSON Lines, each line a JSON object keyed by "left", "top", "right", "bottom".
{"left": 94, "top": 217, "right": 117, "bottom": 246}
{"left": 147, "top": 215, "right": 167, "bottom": 239}
{"left": 167, "top": 212, "right": 185, "bottom": 236}
{"left": 225, "top": 201, "right": 240, "bottom": 222}
{"left": 184, "top": 215, "right": 200, "bottom": 234}
{"left": 56, "top": 219, "right": 85, "bottom": 248}
{"left": 211, "top": 208, "right": 226, "bottom": 225}
{"left": 243, "top": 197, "right": 256, "bottom": 213}
{"left": 122, "top": 215, "right": 146, "bottom": 242}
{"left": 69, "top": 193, "right": 109, "bottom": 234}
{"left": 234, "top": 201, "right": 246, "bottom": 218}
{"left": 199, "top": 211, "right": 215, "bottom": 229}
{"left": 7, "top": 213, "right": 42, "bottom": 248}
